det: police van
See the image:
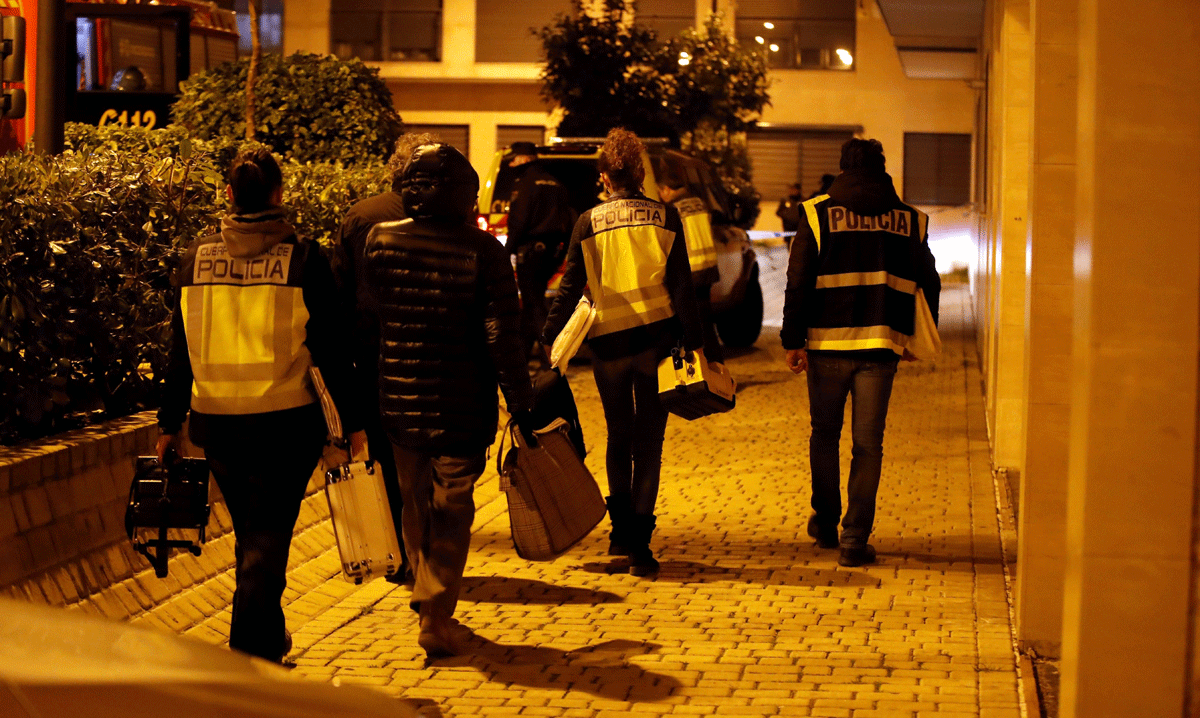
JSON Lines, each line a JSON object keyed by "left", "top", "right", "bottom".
{"left": 478, "top": 138, "right": 764, "bottom": 349}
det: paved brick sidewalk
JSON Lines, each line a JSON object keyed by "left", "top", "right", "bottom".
{"left": 233, "top": 286, "right": 1022, "bottom": 718}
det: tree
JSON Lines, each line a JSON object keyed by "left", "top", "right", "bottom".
{"left": 536, "top": 0, "right": 676, "bottom": 138}
{"left": 666, "top": 16, "right": 769, "bottom": 227}
{"left": 537, "top": 5, "right": 770, "bottom": 226}
{"left": 172, "top": 53, "right": 404, "bottom": 166}
{"left": 245, "top": 0, "right": 262, "bottom": 141}
{"left": 661, "top": 15, "right": 770, "bottom": 135}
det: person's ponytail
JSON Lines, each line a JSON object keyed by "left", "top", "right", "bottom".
{"left": 228, "top": 148, "right": 283, "bottom": 212}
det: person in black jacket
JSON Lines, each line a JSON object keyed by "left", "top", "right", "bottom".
{"left": 781, "top": 138, "right": 940, "bottom": 568}
{"left": 331, "top": 132, "right": 436, "bottom": 586}
{"left": 157, "top": 148, "right": 365, "bottom": 663}
{"left": 776, "top": 182, "right": 803, "bottom": 235}
{"left": 543, "top": 128, "right": 704, "bottom": 577}
{"left": 506, "top": 141, "right": 577, "bottom": 359}
{"left": 359, "top": 143, "right": 535, "bottom": 658}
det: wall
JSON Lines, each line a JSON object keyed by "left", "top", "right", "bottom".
{"left": 0, "top": 413, "right": 334, "bottom": 635}
{"left": 1016, "top": 0, "right": 1075, "bottom": 659}
{"left": 756, "top": 2, "right": 978, "bottom": 205}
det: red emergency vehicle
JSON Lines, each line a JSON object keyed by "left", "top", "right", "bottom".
{"left": 0, "top": 0, "right": 238, "bottom": 153}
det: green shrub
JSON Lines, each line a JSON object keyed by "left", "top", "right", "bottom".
{"left": 171, "top": 52, "right": 404, "bottom": 166}
{"left": 65, "top": 122, "right": 241, "bottom": 169}
{"left": 66, "top": 122, "right": 391, "bottom": 246}
{"left": 0, "top": 145, "right": 223, "bottom": 443}
{"left": 283, "top": 160, "right": 391, "bottom": 247}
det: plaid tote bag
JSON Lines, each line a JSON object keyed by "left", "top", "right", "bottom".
{"left": 497, "top": 417, "right": 605, "bottom": 561}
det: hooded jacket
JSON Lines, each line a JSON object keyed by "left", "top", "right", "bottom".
{"left": 158, "top": 207, "right": 361, "bottom": 446}
{"left": 362, "top": 143, "right": 534, "bottom": 453}
{"left": 780, "top": 170, "right": 940, "bottom": 358}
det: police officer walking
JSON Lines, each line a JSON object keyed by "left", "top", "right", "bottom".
{"left": 543, "top": 129, "right": 704, "bottom": 577}
{"left": 157, "top": 148, "right": 365, "bottom": 663}
{"left": 506, "top": 141, "right": 577, "bottom": 359}
{"left": 657, "top": 169, "right": 724, "bottom": 363}
{"left": 781, "top": 139, "right": 940, "bottom": 567}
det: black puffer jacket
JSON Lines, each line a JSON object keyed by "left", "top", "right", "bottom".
{"left": 364, "top": 219, "right": 533, "bottom": 452}
{"left": 364, "top": 143, "right": 534, "bottom": 453}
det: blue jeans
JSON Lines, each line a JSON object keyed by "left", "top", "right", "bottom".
{"left": 806, "top": 353, "right": 898, "bottom": 547}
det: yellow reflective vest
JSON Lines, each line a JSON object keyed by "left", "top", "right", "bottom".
{"left": 580, "top": 197, "right": 679, "bottom": 338}
{"left": 783, "top": 193, "right": 934, "bottom": 355}
{"left": 672, "top": 196, "right": 719, "bottom": 283}
{"left": 178, "top": 238, "right": 316, "bottom": 415}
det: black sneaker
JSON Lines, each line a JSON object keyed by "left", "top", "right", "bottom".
{"left": 838, "top": 544, "right": 877, "bottom": 567}
{"left": 806, "top": 514, "right": 839, "bottom": 549}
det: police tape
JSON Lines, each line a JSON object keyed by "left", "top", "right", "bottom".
{"left": 746, "top": 230, "right": 797, "bottom": 245}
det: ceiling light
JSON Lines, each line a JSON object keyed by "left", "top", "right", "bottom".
{"left": 763, "top": 22, "right": 774, "bottom": 29}
{"left": 769, "top": 43, "right": 779, "bottom": 52}
{"left": 836, "top": 48, "right": 853, "bottom": 65}
{"left": 755, "top": 36, "right": 765, "bottom": 44}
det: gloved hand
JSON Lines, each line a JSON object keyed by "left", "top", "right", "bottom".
{"left": 511, "top": 409, "right": 538, "bottom": 446}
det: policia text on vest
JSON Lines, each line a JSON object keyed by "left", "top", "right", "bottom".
{"left": 194, "top": 243, "right": 292, "bottom": 284}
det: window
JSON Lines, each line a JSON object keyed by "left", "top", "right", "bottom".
{"left": 236, "top": 0, "right": 283, "bottom": 55}
{"left": 331, "top": 0, "right": 441, "bottom": 63}
{"left": 637, "top": 0, "right": 695, "bottom": 39}
{"left": 735, "top": 0, "right": 855, "bottom": 71}
{"left": 476, "top": 0, "right": 572, "bottom": 62}
{"left": 903, "top": 133, "right": 972, "bottom": 206}
{"left": 404, "top": 124, "right": 469, "bottom": 157}
{"left": 496, "top": 125, "right": 545, "bottom": 151}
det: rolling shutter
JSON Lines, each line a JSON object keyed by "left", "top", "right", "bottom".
{"left": 747, "top": 129, "right": 853, "bottom": 201}
{"left": 799, "top": 135, "right": 846, "bottom": 197}
{"left": 747, "top": 133, "right": 801, "bottom": 204}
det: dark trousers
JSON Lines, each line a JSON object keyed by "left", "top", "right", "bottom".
{"left": 806, "top": 353, "right": 898, "bottom": 547}
{"left": 515, "top": 237, "right": 567, "bottom": 352}
{"left": 391, "top": 445, "right": 486, "bottom": 621}
{"left": 205, "top": 420, "right": 324, "bottom": 661}
{"left": 592, "top": 346, "right": 669, "bottom": 516}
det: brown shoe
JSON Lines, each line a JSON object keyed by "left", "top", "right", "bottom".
{"left": 417, "top": 615, "right": 462, "bottom": 659}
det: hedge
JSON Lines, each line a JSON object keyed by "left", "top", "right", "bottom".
{"left": 171, "top": 52, "right": 404, "bottom": 167}
{"left": 0, "top": 125, "right": 391, "bottom": 444}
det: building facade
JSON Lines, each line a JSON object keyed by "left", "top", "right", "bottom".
{"left": 282, "top": 0, "right": 977, "bottom": 248}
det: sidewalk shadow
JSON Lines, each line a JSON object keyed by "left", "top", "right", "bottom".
{"left": 435, "top": 635, "right": 681, "bottom": 703}
{"left": 731, "top": 375, "right": 792, "bottom": 390}
{"left": 458, "top": 576, "right": 623, "bottom": 605}
{"left": 403, "top": 697, "right": 444, "bottom": 718}
{"left": 570, "top": 558, "right": 879, "bottom": 587}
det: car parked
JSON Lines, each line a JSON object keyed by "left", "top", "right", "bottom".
{"left": 478, "top": 138, "right": 764, "bottom": 348}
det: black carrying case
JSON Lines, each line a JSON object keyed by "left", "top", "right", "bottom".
{"left": 125, "top": 450, "right": 211, "bottom": 578}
